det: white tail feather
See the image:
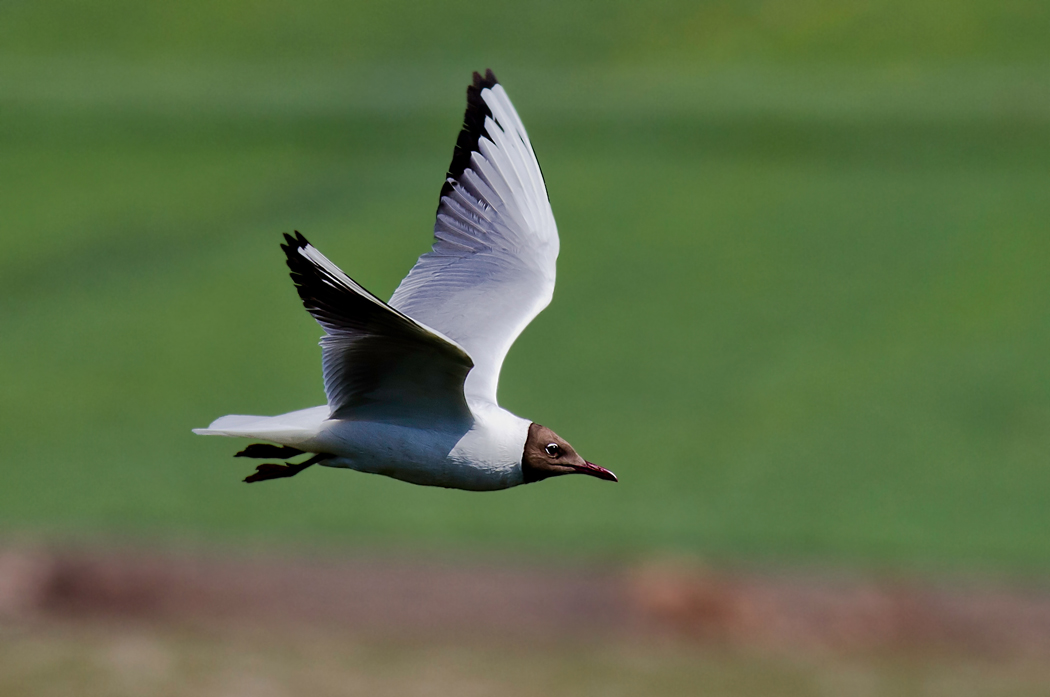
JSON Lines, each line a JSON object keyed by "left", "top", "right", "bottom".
{"left": 192, "top": 405, "right": 330, "bottom": 446}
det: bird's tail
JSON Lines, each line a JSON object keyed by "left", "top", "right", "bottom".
{"left": 192, "top": 405, "right": 329, "bottom": 447}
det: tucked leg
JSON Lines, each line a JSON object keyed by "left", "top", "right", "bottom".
{"left": 235, "top": 443, "right": 306, "bottom": 459}
{"left": 243, "top": 453, "right": 332, "bottom": 483}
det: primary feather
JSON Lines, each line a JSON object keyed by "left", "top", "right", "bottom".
{"left": 389, "top": 70, "right": 559, "bottom": 406}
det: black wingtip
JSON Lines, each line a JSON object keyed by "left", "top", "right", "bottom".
{"left": 281, "top": 230, "right": 314, "bottom": 311}
{"left": 281, "top": 231, "right": 313, "bottom": 271}
{"left": 473, "top": 69, "right": 498, "bottom": 90}
{"left": 281, "top": 230, "right": 309, "bottom": 250}
{"left": 440, "top": 70, "right": 500, "bottom": 203}
{"left": 280, "top": 232, "right": 300, "bottom": 259}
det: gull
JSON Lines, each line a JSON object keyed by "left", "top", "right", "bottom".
{"left": 194, "top": 70, "right": 616, "bottom": 490}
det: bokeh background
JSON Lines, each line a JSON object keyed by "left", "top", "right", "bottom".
{"left": 2, "top": 1, "right": 1049, "bottom": 694}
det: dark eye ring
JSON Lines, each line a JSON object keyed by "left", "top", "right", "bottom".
{"left": 545, "top": 443, "right": 561, "bottom": 457}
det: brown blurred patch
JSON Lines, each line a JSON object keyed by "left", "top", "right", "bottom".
{"left": 628, "top": 559, "right": 1050, "bottom": 656}
{"left": 2, "top": 545, "right": 1050, "bottom": 657}
{"left": 0, "top": 547, "right": 53, "bottom": 618}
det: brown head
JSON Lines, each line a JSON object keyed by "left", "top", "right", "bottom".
{"left": 520, "top": 423, "right": 617, "bottom": 484}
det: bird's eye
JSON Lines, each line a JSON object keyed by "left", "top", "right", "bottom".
{"left": 545, "top": 443, "right": 561, "bottom": 457}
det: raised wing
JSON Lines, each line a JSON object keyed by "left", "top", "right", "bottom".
{"left": 389, "top": 70, "right": 559, "bottom": 406}
{"left": 282, "top": 232, "right": 474, "bottom": 428}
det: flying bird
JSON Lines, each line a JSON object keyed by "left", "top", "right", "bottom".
{"left": 194, "top": 70, "right": 616, "bottom": 490}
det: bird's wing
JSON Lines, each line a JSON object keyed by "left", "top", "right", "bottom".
{"left": 388, "top": 70, "right": 559, "bottom": 406}
{"left": 283, "top": 232, "right": 474, "bottom": 427}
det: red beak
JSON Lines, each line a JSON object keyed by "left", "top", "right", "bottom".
{"left": 572, "top": 461, "right": 618, "bottom": 482}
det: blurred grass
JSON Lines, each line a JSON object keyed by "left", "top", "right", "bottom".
{"left": 2, "top": 0, "right": 1050, "bottom": 64}
{"left": 4, "top": 624, "right": 1050, "bottom": 697}
{"left": 1, "top": 0, "right": 1049, "bottom": 569}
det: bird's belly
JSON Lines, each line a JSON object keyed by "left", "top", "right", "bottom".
{"left": 310, "top": 420, "right": 517, "bottom": 491}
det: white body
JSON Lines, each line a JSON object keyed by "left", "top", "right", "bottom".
{"left": 197, "top": 402, "right": 530, "bottom": 491}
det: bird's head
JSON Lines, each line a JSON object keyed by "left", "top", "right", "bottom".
{"left": 521, "top": 423, "right": 617, "bottom": 484}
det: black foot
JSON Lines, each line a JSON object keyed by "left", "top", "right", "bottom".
{"left": 244, "top": 462, "right": 310, "bottom": 483}
{"left": 236, "top": 444, "right": 306, "bottom": 459}
{"left": 243, "top": 453, "right": 332, "bottom": 483}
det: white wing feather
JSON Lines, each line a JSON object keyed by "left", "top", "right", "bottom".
{"left": 389, "top": 74, "right": 558, "bottom": 406}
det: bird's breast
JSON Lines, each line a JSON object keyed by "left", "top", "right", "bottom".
{"left": 311, "top": 418, "right": 524, "bottom": 491}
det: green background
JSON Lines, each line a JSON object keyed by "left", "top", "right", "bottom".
{"left": 2, "top": 0, "right": 1048, "bottom": 570}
